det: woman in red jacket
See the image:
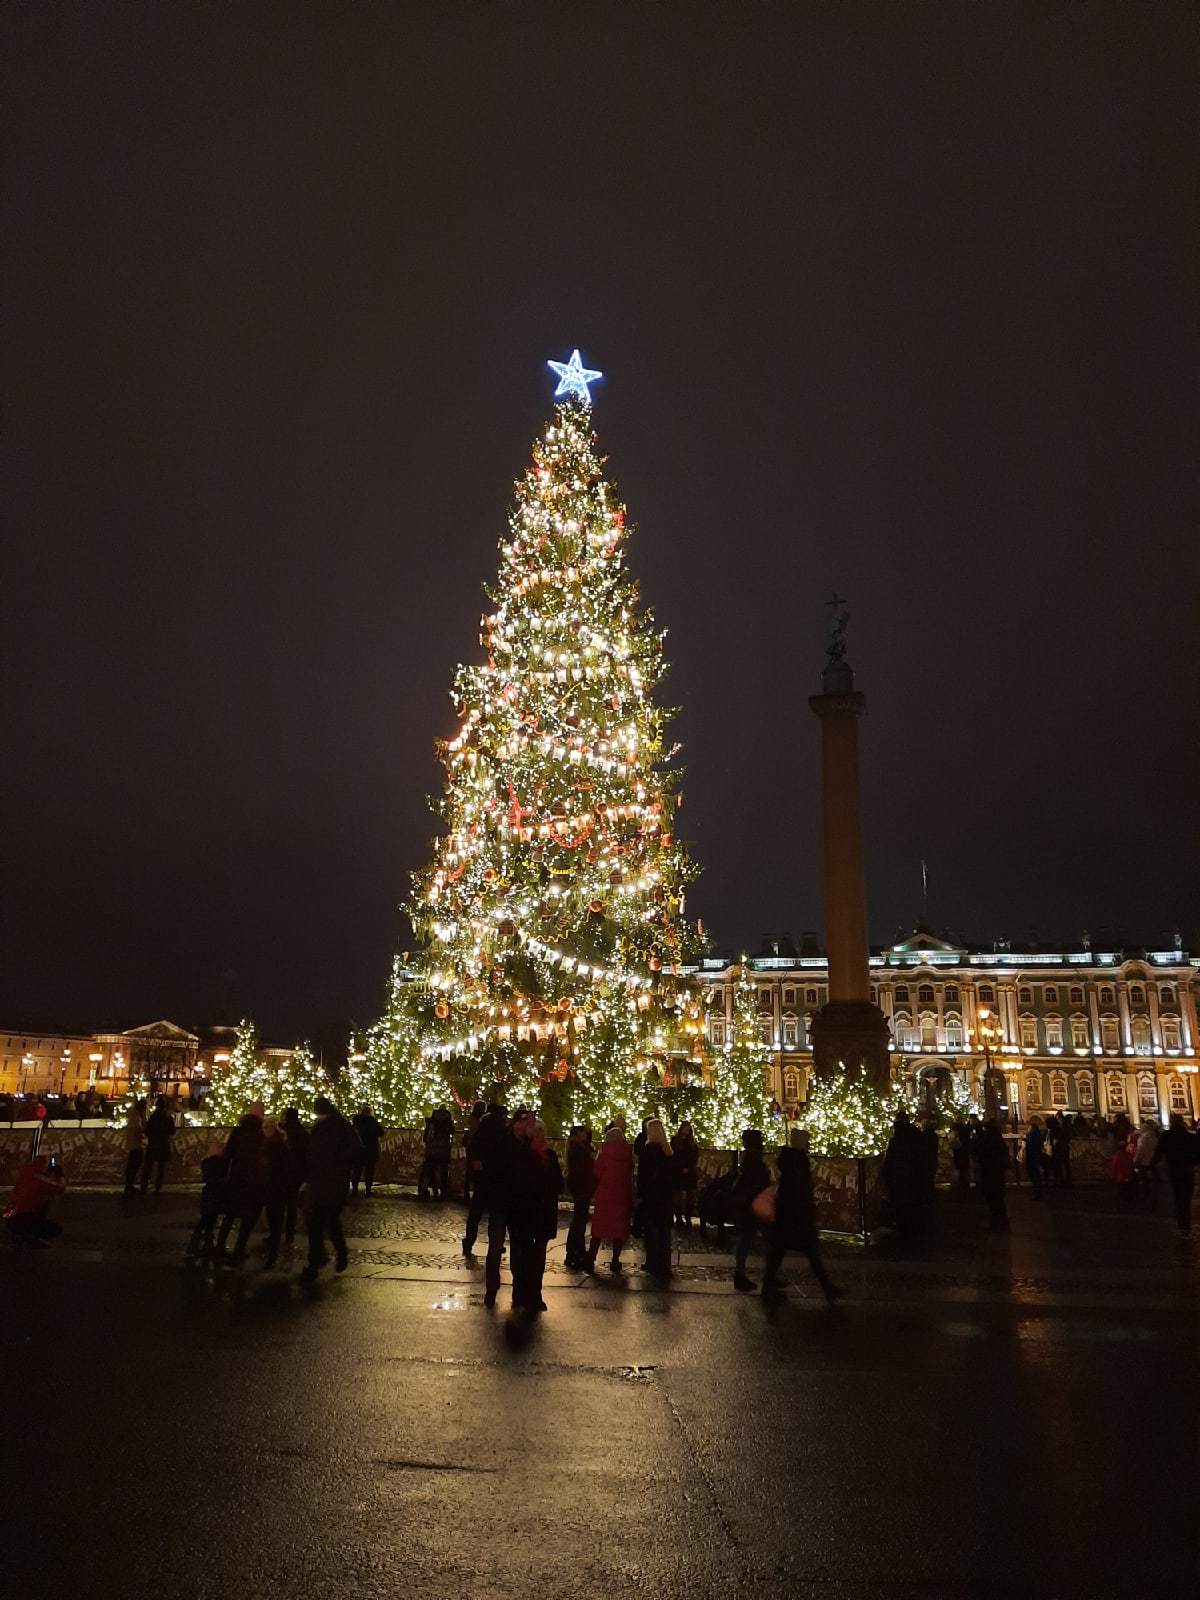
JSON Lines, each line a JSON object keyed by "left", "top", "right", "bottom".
{"left": 585, "top": 1122, "right": 634, "bottom": 1274}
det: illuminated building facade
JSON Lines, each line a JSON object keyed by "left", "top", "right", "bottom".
{"left": 696, "top": 931, "right": 1199, "bottom": 1125}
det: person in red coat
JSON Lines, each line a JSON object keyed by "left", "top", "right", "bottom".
{"left": 6, "top": 1152, "right": 66, "bottom": 1247}
{"left": 585, "top": 1122, "right": 634, "bottom": 1274}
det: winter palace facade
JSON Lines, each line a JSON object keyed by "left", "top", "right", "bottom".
{"left": 695, "top": 931, "right": 1200, "bottom": 1125}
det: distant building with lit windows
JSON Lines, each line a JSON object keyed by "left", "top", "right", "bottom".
{"left": 694, "top": 930, "right": 1199, "bottom": 1125}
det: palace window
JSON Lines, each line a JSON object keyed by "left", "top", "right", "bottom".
{"left": 918, "top": 985, "right": 935, "bottom": 1005}
{"left": 1069, "top": 986, "right": 1084, "bottom": 1005}
{"left": 869, "top": 986, "right": 878, "bottom": 1003}
{"left": 978, "top": 984, "right": 995, "bottom": 1002}
{"left": 782, "top": 1016, "right": 799, "bottom": 1049}
{"left": 805, "top": 988, "right": 819, "bottom": 1005}
{"left": 894, "top": 1014, "right": 916, "bottom": 1052}
{"left": 1024, "top": 1071, "right": 1043, "bottom": 1110}
{"left": 1019, "top": 1016, "right": 1037, "bottom": 1050}
{"left": 1049, "top": 1072, "right": 1069, "bottom": 1109}
{"left": 784, "top": 1069, "right": 801, "bottom": 1104}
{"left": 759, "top": 1022, "right": 774, "bottom": 1048}
{"left": 1131, "top": 1016, "right": 1152, "bottom": 1055}
{"left": 944, "top": 985, "right": 960, "bottom": 1003}
{"left": 1129, "top": 984, "right": 1145, "bottom": 1005}
{"left": 762, "top": 1067, "right": 774, "bottom": 1095}
{"left": 1019, "top": 987, "right": 1033, "bottom": 1005}
{"left": 894, "top": 985, "right": 910, "bottom": 1002}
{"left": 1137, "top": 1074, "right": 1158, "bottom": 1115}
{"left": 1075, "top": 1074, "right": 1095, "bottom": 1109}
{"left": 944, "top": 1015, "right": 964, "bottom": 1050}
{"left": 1044, "top": 986, "right": 1059, "bottom": 1004}
{"left": 759, "top": 988, "right": 774, "bottom": 1014}
{"left": 1100, "top": 1016, "right": 1120, "bottom": 1052}
{"left": 708, "top": 1019, "right": 726, "bottom": 1047}
{"left": 919, "top": 1013, "right": 937, "bottom": 1049}
{"left": 1168, "top": 1076, "right": 1190, "bottom": 1113}
{"left": 1071, "top": 1017, "right": 1090, "bottom": 1051}
{"left": 1105, "top": 1073, "right": 1127, "bottom": 1111}
{"left": 782, "top": 987, "right": 796, "bottom": 1006}
{"left": 1045, "top": 1016, "right": 1064, "bottom": 1051}
{"left": 1160, "top": 984, "right": 1176, "bottom": 1006}
{"left": 1099, "top": 986, "right": 1115, "bottom": 1006}
{"left": 1161, "top": 1017, "right": 1182, "bottom": 1051}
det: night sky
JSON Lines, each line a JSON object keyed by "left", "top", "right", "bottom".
{"left": 4, "top": 5, "right": 1196, "bottom": 1053}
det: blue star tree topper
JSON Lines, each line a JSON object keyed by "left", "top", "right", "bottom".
{"left": 547, "top": 348, "right": 603, "bottom": 405}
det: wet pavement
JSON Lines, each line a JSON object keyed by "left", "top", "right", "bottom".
{"left": 2, "top": 1185, "right": 1196, "bottom": 1599}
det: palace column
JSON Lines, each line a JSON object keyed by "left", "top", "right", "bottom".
{"left": 808, "top": 642, "right": 891, "bottom": 1088}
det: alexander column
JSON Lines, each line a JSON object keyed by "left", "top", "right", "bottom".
{"left": 808, "top": 597, "right": 891, "bottom": 1088}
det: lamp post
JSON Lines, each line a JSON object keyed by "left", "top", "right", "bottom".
{"left": 970, "top": 1008, "right": 1006, "bottom": 1119}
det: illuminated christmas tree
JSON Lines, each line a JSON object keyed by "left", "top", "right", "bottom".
{"left": 203, "top": 1020, "right": 270, "bottom": 1124}
{"left": 697, "top": 962, "right": 775, "bottom": 1146}
{"left": 270, "top": 1043, "right": 330, "bottom": 1116}
{"left": 335, "top": 959, "right": 447, "bottom": 1125}
{"left": 397, "top": 353, "right": 703, "bottom": 1128}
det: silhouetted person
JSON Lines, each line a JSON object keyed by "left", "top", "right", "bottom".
{"left": 141, "top": 1096, "right": 175, "bottom": 1195}
{"left": 418, "top": 1106, "right": 454, "bottom": 1199}
{"left": 351, "top": 1104, "right": 382, "bottom": 1196}
{"left": 762, "top": 1129, "right": 842, "bottom": 1303}
{"left": 282, "top": 1106, "right": 309, "bottom": 1245}
{"left": 508, "top": 1116, "right": 563, "bottom": 1314}
{"left": 671, "top": 1120, "right": 699, "bottom": 1228}
{"left": 977, "top": 1119, "right": 1010, "bottom": 1231}
{"left": 564, "top": 1123, "right": 594, "bottom": 1270}
{"left": 185, "top": 1138, "right": 227, "bottom": 1258}
{"left": 882, "top": 1111, "right": 923, "bottom": 1239}
{"left": 1024, "top": 1116, "right": 1046, "bottom": 1200}
{"left": 6, "top": 1151, "right": 65, "bottom": 1247}
{"left": 637, "top": 1119, "right": 675, "bottom": 1279}
{"left": 919, "top": 1116, "right": 939, "bottom": 1206}
{"left": 585, "top": 1122, "right": 634, "bottom": 1274}
{"left": 480, "top": 1106, "right": 519, "bottom": 1306}
{"left": 1153, "top": 1113, "right": 1198, "bottom": 1236}
{"left": 1133, "top": 1119, "right": 1161, "bottom": 1210}
{"left": 462, "top": 1101, "right": 486, "bottom": 1201}
{"left": 1048, "top": 1112, "right": 1072, "bottom": 1187}
{"left": 462, "top": 1101, "right": 507, "bottom": 1257}
{"left": 217, "top": 1102, "right": 266, "bottom": 1262}
{"left": 302, "top": 1095, "right": 362, "bottom": 1282}
{"left": 732, "top": 1128, "right": 772, "bottom": 1291}
{"left": 259, "top": 1118, "right": 291, "bottom": 1267}
{"left": 122, "top": 1097, "right": 146, "bottom": 1197}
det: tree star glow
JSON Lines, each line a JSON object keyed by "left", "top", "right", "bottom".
{"left": 548, "top": 349, "right": 603, "bottom": 404}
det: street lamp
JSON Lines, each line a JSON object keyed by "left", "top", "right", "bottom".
{"left": 969, "top": 1007, "right": 1006, "bottom": 1120}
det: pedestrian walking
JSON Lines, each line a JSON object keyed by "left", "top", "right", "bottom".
{"left": 563, "top": 1123, "right": 594, "bottom": 1270}
{"left": 761, "top": 1129, "right": 842, "bottom": 1303}
{"left": 508, "top": 1116, "right": 563, "bottom": 1315}
{"left": 976, "top": 1118, "right": 1010, "bottom": 1231}
{"left": 282, "top": 1106, "right": 309, "bottom": 1246}
{"left": 919, "top": 1116, "right": 939, "bottom": 1206}
{"left": 671, "top": 1120, "right": 699, "bottom": 1228}
{"left": 301, "top": 1095, "right": 362, "bottom": 1282}
{"left": 216, "top": 1103, "right": 267, "bottom": 1262}
{"left": 637, "top": 1119, "right": 674, "bottom": 1280}
{"left": 462, "top": 1101, "right": 486, "bottom": 1202}
{"left": 462, "top": 1101, "right": 507, "bottom": 1257}
{"left": 351, "top": 1104, "right": 382, "bottom": 1196}
{"left": 185, "top": 1137, "right": 227, "bottom": 1258}
{"left": 481, "top": 1106, "right": 521, "bottom": 1306}
{"left": 585, "top": 1121, "right": 634, "bottom": 1274}
{"left": 1133, "top": 1119, "right": 1161, "bottom": 1210}
{"left": 121, "top": 1097, "right": 147, "bottom": 1197}
{"left": 732, "top": 1128, "right": 772, "bottom": 1292}
{"left": 258, "top": 1118, "right": 291, "bottom": 1267}
{"left": 1024, "top": 1116, "right": 1046, "bottom": 1200}
{"left": 950, "top": 1121, "right": 972, "bottom": 1192}
{"left": 1048, "top": 1112, "right": 1073, "bottom": 1188}
{"left": 1153, "top": 1114, "right": 1198, "bottom": 1236}
{"left": 418, "top": 1106, "right": 454, "bottom": 1199}
{"left": 882, "top": 1111, "right": 923, "bottom": 1239}
{"left": 1111, "top": 1129, "right": 1137, "bottom": 1209}
{"left": 140, "top": 1095, "right": 176, "bottom": 1195}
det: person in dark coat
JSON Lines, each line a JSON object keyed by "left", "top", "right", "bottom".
{"left": 881, "top": 1112, "right": 923, "bottom": 1239}
{"left": 121, "top": 1097, "right": 147, "bottom": 1198}
{"left": 976, "top": 1118, "right": 1010, "bottom": 1231}
{"left": 507, "top": 1117, "right": 563, "bottom": 1314}
{"left": 637, "top": 1119, "right": 675, "bottom": 1279}
{"left": 256, "top": 1119, "right": 292, "bottom": 1268}
{"left": 301, "top": 1095, "right": 362, "bottom": 1282}
{"left": 462, "top": 1101, "right": 508, "bottom": 1259}
{"left": 671, "top": 1121, "right": 700, "bottom": 1228}
{"left": 418, "top": 1106, "right": 455, "bottom": 1199}
{"left": 185, "top": 1138, "right": 228, "bottom": 1258}
{"left": 563, "top": 1124, "right": 594, "bottom": 1270}
{"left": 732, "top": 1128, "right": 772, "bottom": 1292}
{"left": 950, "top": 1121, "right": 972, "bottom": 1192}
{"left": 140, "top": 1096, "right": 176, "bottom": 1196}
{"left": 350, "top": 1104, "right": 382, "bottom": 1197}
{"left": 1024, "top": 1116, "right": 1046, "bottom": 1200}
{"left": 1048, "top": 1112, "right": 1072, "bottom": 1188}
{"left": 918, "top": 1117, "right": 939, "bottom": 1207}
{"left": 282, "top": 1106, "right": 309, "bottom": 1245}
{"left": 762, "top": 1130, "right": 842, "bottom": 1303}
{"left": 216, "top": 1104, "right": 267, "bottom": 1261}
{"left": 1153, "top": 1113, "right": 1198, "bottom": 1236}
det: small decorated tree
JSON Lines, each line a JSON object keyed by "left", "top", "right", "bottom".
{"left": 694, "top": 963, "right": 775, "bottom": 1147}
{"left": 270, "top": 1043, "right": 329, "bottom": 1117}
{"left": 336, "top": 960, "right": 446, "bottom": 1126}
{"left": 802, "top": 1065, "right": 901, "bottom": 1158}
{"left": 203, "top": 1020, "right": 272, "bottom": 1125}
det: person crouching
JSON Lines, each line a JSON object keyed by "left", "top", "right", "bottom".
{"left": 6, "top": 1152, "right": 66, "bottom": 1248}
